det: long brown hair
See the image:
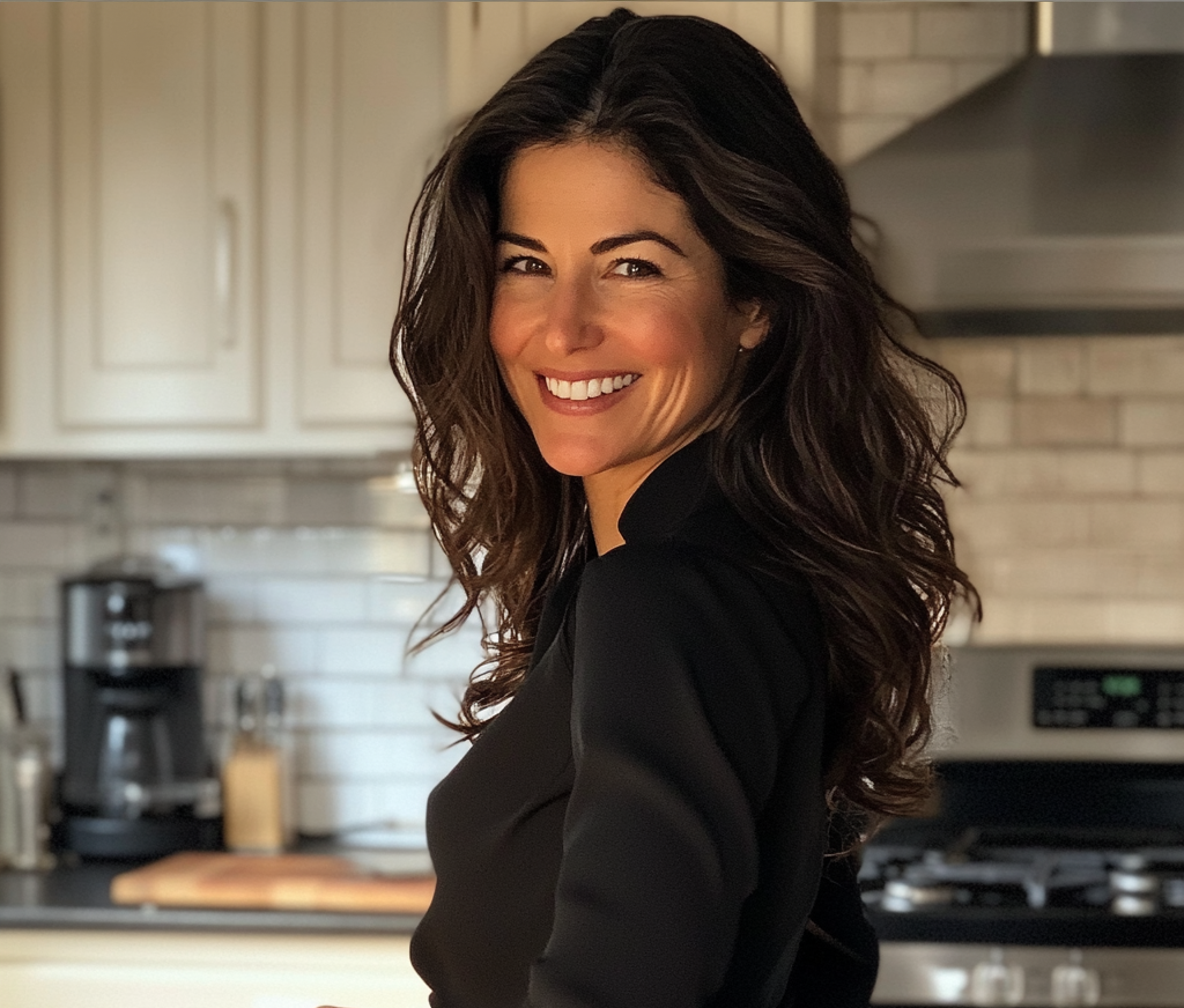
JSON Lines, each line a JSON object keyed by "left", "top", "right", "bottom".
{"left": 392, "top": 8, "right": 978, "bottom": 819}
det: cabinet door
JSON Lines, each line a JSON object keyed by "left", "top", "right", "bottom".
{"left": 297, "top": 2, "right": 444, "bottom": 427}
{"left": 0, "top": 929, "right": 429, "bottom": 1008}
{"left": 446, "top": 2, "right": 811, "bottom": 122}
{"left": 57, "top": 2, "right": 260, "bottom": 428}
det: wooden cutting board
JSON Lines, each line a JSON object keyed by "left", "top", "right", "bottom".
{"left": 111, "top": 852, "right": 436, "bottom": 913}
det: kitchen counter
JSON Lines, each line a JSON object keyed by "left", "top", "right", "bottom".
{"left": 0, "top": 859, "right": 423, "bottom": 933}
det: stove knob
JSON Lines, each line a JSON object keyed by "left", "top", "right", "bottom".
{"left": 1051, "top": 951, "right": 1101, "bottom": 1007}
{"left": 970, "top": 949, "right": 1025, "bottom": 1006}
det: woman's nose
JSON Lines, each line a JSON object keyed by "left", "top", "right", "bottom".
{"left": 542, "top": 277, "right": 603, "bottom": 355}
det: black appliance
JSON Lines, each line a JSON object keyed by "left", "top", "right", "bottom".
{"left": 865, "top": 646, "right": 1184, "bottom": 1006}
{"left": 58, "top": 556, "right": 221, "bottom": 860}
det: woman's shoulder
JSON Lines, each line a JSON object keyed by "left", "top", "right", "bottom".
{"left": 582, "top": 499, "right": 819, "bottom": 630}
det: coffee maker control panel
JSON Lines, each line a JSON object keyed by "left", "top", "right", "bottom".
{"left": 1033, "top": 666, "right": 1184, "bottom": 729}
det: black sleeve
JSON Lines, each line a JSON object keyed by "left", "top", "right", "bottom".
{"left": 524, "top": 544, "right": 788, "bottom": 1008}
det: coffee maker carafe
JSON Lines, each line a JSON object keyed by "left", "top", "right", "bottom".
{"left": 59, "top": 557, "right": 221, "bottom": 859}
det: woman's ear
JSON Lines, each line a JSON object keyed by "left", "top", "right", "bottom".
{"left": 736, "top": 300, "right": 769, "bottom": 351}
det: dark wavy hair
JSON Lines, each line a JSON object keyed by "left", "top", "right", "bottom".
{"left": 392, "top": 8, "right": 978, "bottom": 819}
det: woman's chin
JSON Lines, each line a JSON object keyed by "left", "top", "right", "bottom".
{"left": 534, "top": 436, "right": 631, "bottom": 479}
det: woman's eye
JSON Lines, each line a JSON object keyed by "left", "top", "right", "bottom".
{"left": 501, "top": 255, "right": 549, "bottom": 275}
{"left": 610, "top": 258, "right": 661, "bottom": 279}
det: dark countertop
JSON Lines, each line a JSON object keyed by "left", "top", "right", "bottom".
{"left": 0, "top": 859, "right": 423, "bottom": 934}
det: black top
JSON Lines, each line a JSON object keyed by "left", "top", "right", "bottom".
{"left": 410, "top": 435, "right": 878, "bottom": 1007}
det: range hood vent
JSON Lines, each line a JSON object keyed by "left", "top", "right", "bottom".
{"left": 845, "top": 3, "right": 1184, "bottom": 337}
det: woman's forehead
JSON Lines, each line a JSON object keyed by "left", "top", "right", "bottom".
{"left": 497, "top": 141, "right": 697, "bottom": 240}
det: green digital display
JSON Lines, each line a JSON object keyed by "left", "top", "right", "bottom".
{"left": 1102, "top": 674, "right": 1142, "bottom": 698}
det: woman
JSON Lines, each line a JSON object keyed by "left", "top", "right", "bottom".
{"left": 393, "top": 9, "right": 976, "bottom": 1008}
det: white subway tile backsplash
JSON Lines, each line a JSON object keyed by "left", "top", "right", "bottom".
{"left": 318, "top": 627, "right": 408, "bottom": 677}
{"left": 1103, "top": 600, "right": 1184, "bottom": 643}
{"left": 949, "top": 501, "right": 1091, "bottom": 550}
{"left": 1120, "top": 400, "right": 1184, "bottom": 447}
{"left": 0, "top": 622, "right": 59, "bottom": 672}
{"left": 16, "top": 467, "right": 88, "bottom": 520}
{"left": 1016, "top": 341, "right": 1086, "bottom": 396}
{"left": 285, "top": 480, "right": 368, "bottom": 527}
{"left": 372, "top": 778, "right": 443, "bottom": 829}
{"left": 402, "top": 626, "right": 486, "bottom": 680}
{"left": 960, "top": 398, "right": 1013, "bottom": 448}
{"left": 365, "top": 478, "right": 433, "bottom": 530}
{"left": 838, "top": 63, "right": 875, "bottom": 117}
{"left": 367, "top": 577, "right": 463, "bottom": 625}
{"left": 949, "top": 449, "right": 1137, "bottom": 499}
{"left": 207, "top": 625, "right": 320, "bottom": 677}
{"left": 0, "top": 470, "right": 16, "bottom": 518}
{"left": 1014, "top": 398, "right": 1117, "bottom": 447}
{"left": 127, "top": 475, "right": 288, "bottom": 526}
{"left": 866, "top": 60, "right": 956, "bottom": 118}
{"left": 204, "top": 575, "right": 260, "bottom": 623}
{"left": 973, "top": 598, "right": 1111, "bottom": 644}
{"left": 934, "top": 342, "right": 1016, "bottom": 396}
{"left": 0, "top": 572, "right": 57, "bottom": 621}
{"left": 1139, "top": 453, "right": 1184, "bottom": 496}
{"left": 297, "top": 729, "right": 460, "bottom": 781}
{"left": 835, "top": 114, "right": 915, "bottom": 164}
{"left": 298, "top": 780, "right": 378, "bottom": 835}
{"left": 1087, "top": 337, "right": 1184, "bottom": 396}
{"left": 257, "top": 577, "right": 370, "bottom": 624}
{"left": 1088, "top": 502, "right": 1184, "bottom": 551}
{"left": 839, "top": 6, "right": 914, "bottom": 60}
{"left": 320, "top": 529, "right": 433, "bottom": 577}
{"left": 371, "top": 680, "right": 465, "bottom": 730}
{"left": 292, "top": 678, "right": 380, "bottom": 730}
{"left": 0, "top": 521, "right": 81, "bottom": 569}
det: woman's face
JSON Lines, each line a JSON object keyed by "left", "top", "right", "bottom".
{"left": 490, "top": 141, "right": 765, "bottom": 481}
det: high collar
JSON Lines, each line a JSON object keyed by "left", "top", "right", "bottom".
{"left": 616, "top": 432, "right": 725, "bottom": 545}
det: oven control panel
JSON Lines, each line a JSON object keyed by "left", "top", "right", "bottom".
{"left": 1033, "top": 666, "right": 1184, "bottom": 728}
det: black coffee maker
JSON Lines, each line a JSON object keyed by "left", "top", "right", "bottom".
{"left": 59, "top": 556, "right": 221, "bottom": 859}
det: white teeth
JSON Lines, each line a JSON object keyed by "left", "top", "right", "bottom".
{"left": 543, "top": 374, "right": 639, "bottom": 401}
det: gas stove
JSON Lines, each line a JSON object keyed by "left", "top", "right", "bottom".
{"left": 865, "top": 647, "right": 1184, "bottom": 1007}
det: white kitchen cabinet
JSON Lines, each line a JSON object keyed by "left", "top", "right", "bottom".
{"left": 0, "top": 2, "right": 445, "bottom": 457}
{"left": 295, "top": 2, "right": 442, "bottom": 429}
{"left": 0, "top": 928, "right": 429, "bottom": 1008}
{"left": 55, "top": 2, "right": 261, "bottom": 430}
{"left": 446, "top": 2, "right": 821, "bottom": 128}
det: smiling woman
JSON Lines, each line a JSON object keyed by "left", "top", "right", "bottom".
{"left": 490, "top": 141, "right": 766, "bottom": 551}
{"left": 390, "top": 7, "right": 977, "bottom": 1008}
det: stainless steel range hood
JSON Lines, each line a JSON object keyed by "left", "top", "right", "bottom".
{"left": 844, "top": 2, "right": 1184, "bottom": 337}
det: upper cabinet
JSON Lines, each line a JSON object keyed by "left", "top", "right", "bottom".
{"left": 0, "top": 1, "right": 445, "bottom": 457}
{"left": 446, "top": 2, "right": 822, "bottom": 130}
{"left": 295, "top": 2, "right": 441, "bottom": 429}
{"left": 56, "top": 2, "right": 260, "bottom": 429}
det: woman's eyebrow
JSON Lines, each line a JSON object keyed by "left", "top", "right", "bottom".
{"left": 590, "top": 231, "right": 686, "bottom": 257}
{"left": 496, "top": 232, "right": 546, "bottom": 252}
{"left": 495, "top": 230, "right": 687, "bottom": 258}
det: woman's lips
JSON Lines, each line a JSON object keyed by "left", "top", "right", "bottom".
{"left": 535, "top": 373, "right": 640, "bottom": 415}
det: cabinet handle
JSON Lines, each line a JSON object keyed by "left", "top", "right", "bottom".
{"left": 215, "top": 200, "right": 238, "bottom": 349}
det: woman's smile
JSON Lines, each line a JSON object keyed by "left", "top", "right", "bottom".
{"left": 489, "top": 140, "right": 766, "bottom": 496}
{"left": 536, "top": 371, "right": 641, "bottom": 415}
